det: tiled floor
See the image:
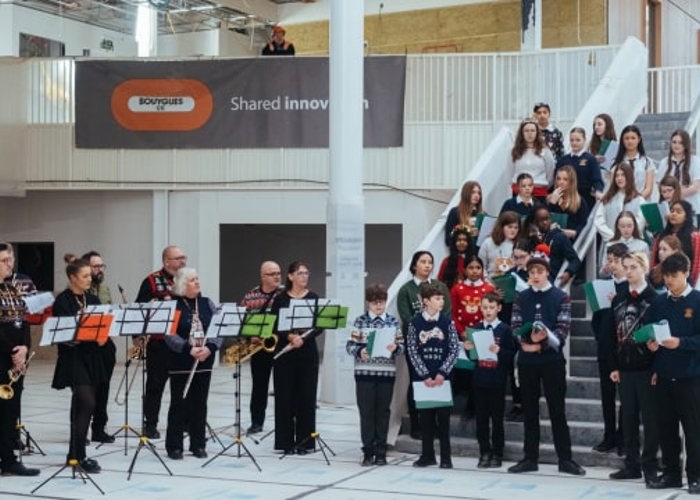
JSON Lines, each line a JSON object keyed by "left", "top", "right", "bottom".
{"left": 2, "top": 361, "right": 687, "bottom": 499}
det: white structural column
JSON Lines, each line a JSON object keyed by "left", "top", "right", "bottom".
{"left": 521, "top": 0, "right": 542, "bottom": 51}
{"left": 320, "top": 0, "right": 365, "bottom": 404}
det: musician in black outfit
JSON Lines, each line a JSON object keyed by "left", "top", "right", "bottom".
{"left": 0, "top": 243, "right": 39, "bottom": 476}
{"left": 51, "top": 259, "right": 107, "bottom": 473}
{"left": 164, "top": 268, "right": 221, "bottom": 460}
{"left": 271, "top": 261, "right": 323, "bottom": 454}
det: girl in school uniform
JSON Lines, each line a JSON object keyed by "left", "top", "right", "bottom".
{"left": 444, "top": 181, "right": 484, "bottom": 247}
{"left": 589, "top": 113, "right": 618, "bottom": 169}
{"left": 595, "top": 163, "right": 646, "bottom": 246}
{"left": 650, "top": 200, "right": 700, "bottom": 285}
{"left": 556, "top": 127, "right": 604, "bottom": 209}
{"left": 611, "top": 125, "right": 656, "bottom": 201}
{"left": 546, "top": 165, "right": 590, "bottom": 242}
{"left": 606, "top": 211, "right": 650, "bottom": 258}
{"left": 655, "top": 129, "right": 700, "bottom": 217}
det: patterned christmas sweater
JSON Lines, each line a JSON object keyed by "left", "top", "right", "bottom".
{"left": 346, "top": 312, "right": 404, "bottom": 382}
{"left": 450, "top": 279, "right": 495, "bottom": 337}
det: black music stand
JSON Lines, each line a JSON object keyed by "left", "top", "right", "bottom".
{"left": 202, "top": 304, "right": 265, "bottom": 471}
{"left": 276, "top": 298, "right": 347, "bottom": 465}
{"left": 32, "top": 309, "right": 113, "bottom": 495}
{"left": 97, "top": 304, "right": 147, "bottom": 454}
{"left": 121, "top": 302, "right": 176, "bottom": 480}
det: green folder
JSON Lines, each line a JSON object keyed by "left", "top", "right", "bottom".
{"left": 315, "top": 305, "right": 348, "bottom": 329}
{"left": 455, "top": 346, "right": 476, "bottom": 370}
{"left": 632, "top": 323, "right": 655, "bottom": 344}
{"left": 475, "top": 213, "right": 486, "bottom": 230}
{"left": 465, "top": 328, "right": 479, "bottom": 360}
{"left": 491, "top": 273, "right": 516, "bottom": 303}
{"left": 550, "top": 212, "right": 569, "bottom": 230}
{"left": 240, "top": 313, "right": 276, "bottom": 338}
{"left": 513, "top": 322, "right": 534, "bottom": 338}
{"left": 641, "top": 203, "right": 667, "bottom": 234}
{"left": 599, "top": 139, "right": 611, "bottom": 155}
{"left": 583, "top": 279, "right": 616, "bottom": 312}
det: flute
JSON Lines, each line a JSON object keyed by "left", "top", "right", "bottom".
{"left": 272, "top": 328, "right": 314, "bottom": 360}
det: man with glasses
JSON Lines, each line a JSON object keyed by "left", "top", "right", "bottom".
{"left": 136, "top": 245, "right": 188, "bottom": 439}
{"left": 81, "top": 251, "right": 116, "bottom": 444}
{"left": 241, "top": 261, "right": 284, "bottom": 434}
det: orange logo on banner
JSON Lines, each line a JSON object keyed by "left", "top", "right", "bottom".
{"left": 111, "top": 79, "right": 213, "bottom": 131}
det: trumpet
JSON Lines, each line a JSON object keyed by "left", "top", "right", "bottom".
{"left": 224, "top": 335, "right": 278, "bottom": 365}
{"left": 0, "top": 351, "right": 35, "bottom": 400}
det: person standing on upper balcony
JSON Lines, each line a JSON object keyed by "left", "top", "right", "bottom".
{"left": 262, "top": 26, "right": 295, "bottom": 56}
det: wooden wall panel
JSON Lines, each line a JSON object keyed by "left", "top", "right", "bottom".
{"left": 286, "top": 0, "right": 607, "bottom": 55}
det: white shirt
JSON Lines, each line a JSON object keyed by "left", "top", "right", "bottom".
{"left": 613, "top": 154, "right": 656, "bottom": 200}
{"left": 594, "top": 192, "right": 646, "bottom": 241}
{"left": 511, "top": 148, "right": 555, "bottom": 186}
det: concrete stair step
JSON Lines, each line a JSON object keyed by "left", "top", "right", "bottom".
{"left": 571, "top": 318, "right": 593, "bottom": 336}
{"left": 395, "top": 435, "right": 625, "bottom": 468}
{"left": 570, "top": 335, "right": 597, "bottom": 357}
{"left": 566, "top": 376, "right": 600, "bottom": 399}
{"left": 635, "top": 111, "right": 690, "bottom": 124}
{"left": 569, "top": 356, "right": 600, "bottom": 378}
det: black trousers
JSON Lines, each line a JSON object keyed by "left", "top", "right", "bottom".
{"left": 474, "top": 385, "right": 506, "bottom": 457}
{"left": 355, "top": 379, "right": 393, "bottom": 455}
{"left": 92, "top": 340, "right": 116, "bottom": 433}
{"left": 0, "top": 375, "right": 20, "bottom": 468}
{"left": 273, "top": 351, "right": 318, "bottom": 452}
{"left": 249, "top": 350, "right": 273, "bottom": 427}
{"left": 68, "top": 385, "right": 96, "bottom": 461}
{"left": 618, "top": 370, "right": 658, "bottom": 474}
{"left": 166, "top": 371, "right": 211, "bottom": 453}
{"left": 418, "top": 407, "right": 451, "bottom": 462}
{"left": 598, "top": 357, "right": 623, "bottom": 444}
{"left": 144, "top": 338, "right": 169, "bottom": 428}
{"left": 519, "top": 361, "right": 572, "bottom": 462}
{"left": 655, "top": 376, "right": 700, "bottom": 482}
{"left": 498, "top": 304, "right": 521, "bottom": 407}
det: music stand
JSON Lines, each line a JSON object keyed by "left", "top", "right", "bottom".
{"left": 201, "top": 304, "right": 267, "bottom": 471}
{"left": 16, "top": 354, "right": 45, "bottom": 461}
{"left": 32, "top": 307, "right": 113, "bottom": 495}
{"left": 96, "top": 303, "right": 148, "bottom": 454}
{"left": 276, "top": 298, "right": 348, "bottom": 465}
{"left": 120, "top": 301, "right": 178, "bottom": 480}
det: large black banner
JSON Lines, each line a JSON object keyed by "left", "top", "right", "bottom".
{"left": 75, "top": 57, "right": 405, "bottom": 149}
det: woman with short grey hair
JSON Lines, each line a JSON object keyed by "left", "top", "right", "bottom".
{"left": 164, "top": 268, "right": 222, "bottom": 460}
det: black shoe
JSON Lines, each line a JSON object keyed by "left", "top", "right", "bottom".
{"left": 167, "top": 449, "right": 183, "bottom": 460}
{"left": 505, "top": 406, "right": 524, "bottom": 422}
{"left": 489, "top": 456, "right": 503, "bottom": 468}
{"left": 647, "top": 474, "right": 682, "bottom": 489}
{"left": 413, "top": 456, "right": 437, "bottom": 467}
{"left": 463, "top": 410, "right": 475, "bottom": 421}
{"left": 295, "top": 447, "right": 313, "bottom": 455}
{"left": 689, "top": 480, "right": 700, "bottom": 495}
{"left": 79, "top": 458, "right": 101, "bottom": 473}
{"left": 143, "top": 426, "right": 161, "bottom": 440}
{"left": 477, "top": 455, "right": 491, "bottom": 468}
{"left": 439, "top": 460, "right": 453, "bottom": 469}
{"left": 508, "top": 458, "right": 538, "bottom": 473}
{"left": 374, "top": 454, "right": 387, "bottom": 466}
{"left": 361, "top": 453, "right": 373, "bottom": 466}
{"left": 246, "top": 424, "right": 263, "bottom": 434}
{"left": 592, "top": 440, "right": 616, "bottom": 453}
{"left": 559, "top": 459, "right": 585, "bottom": 476}
{"left": 191, "top": 448, "right": 207, "bottom": 459}
{"left": 609, "top": 467, "right": 642, "bottom": 480}
{"left": 1, "top": 462, "right": 40, "bottom": 476}
{"left": 91, "top": 430, "right": 115, "bottom": 444}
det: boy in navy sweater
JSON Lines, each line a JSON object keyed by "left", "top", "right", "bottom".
{"left": 647, "top": 253, "right": 700, "bottom": 495}
{"left": 406, "top": 283, "right": 460, "bottom": 469}
{"left": 346, "top": 284, "right": 403, "bottom": 467}
{"left": 464, "top": 292, "right": 516, "bottom": 468}
{"left": 508, "top": 252, "right": 585, "bottom": 476}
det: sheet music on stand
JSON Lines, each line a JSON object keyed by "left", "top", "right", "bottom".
{"left": 109, "top": 301, "right": 179, "bottom": 337}
{"left": 277, "top": 298, "right": 348, "bottom": 332}
{"left": 205, "top": 303, "right": 247, "bottom": 338}
{"left": 40, "top": 307, "right": 114, "bottom": 346}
